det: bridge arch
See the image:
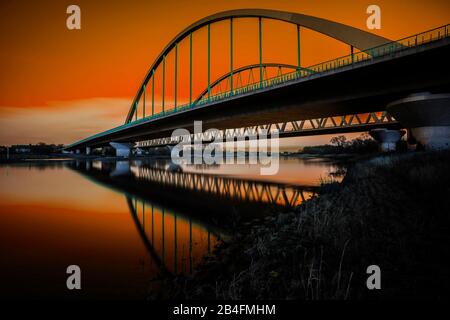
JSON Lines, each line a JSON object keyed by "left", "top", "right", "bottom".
{"left": 193, "top": 63, "right": 316, "bottom": 105}
{"left": 126, "top": 9, "right": 392, "bottom": 123}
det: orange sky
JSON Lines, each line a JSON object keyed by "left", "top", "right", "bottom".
{"left": 0, "top": 0, "right": 449, "bottom": 145}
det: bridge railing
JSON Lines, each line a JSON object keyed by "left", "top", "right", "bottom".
{"left": 144, "top": 24, "right": 449, "bottom": 117}
{"left": 66, "top": 24, "right": 449, "bottom": 149}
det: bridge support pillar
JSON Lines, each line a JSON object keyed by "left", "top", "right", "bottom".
{"left": 369, "top": 128, "right": 405, "bottom": 152}
{"left": 109, "top": 142, "right": 133, "bottom": 157}
{"left": 85, "top": 147, "right": 91, "bottom": 155}
{"left": 387, "top": 93, "right": 450, "bottom": 150}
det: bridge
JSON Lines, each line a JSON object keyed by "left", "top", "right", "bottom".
{"left": 65, "top": 9, "right": 450, "bottom": 154}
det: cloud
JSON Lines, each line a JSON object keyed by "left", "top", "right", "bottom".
{"left": 0, "top": 98, "right": 131, "bottom": 145}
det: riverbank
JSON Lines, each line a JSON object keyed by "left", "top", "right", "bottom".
{"left": 0, "top": 153, "right": 171, "bottom": 163}
{"left": 160, "top": 150, "right": 450, "bottom": 299}
{"left": 286, "top": 152, "right": 357, "bottom": 159}
{"left": 0, "top": 154, "right": 69, "bottom": 163}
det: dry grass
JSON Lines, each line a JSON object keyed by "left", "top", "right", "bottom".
{"left": 161, "top": 151, "right": 450, "bottom": 300}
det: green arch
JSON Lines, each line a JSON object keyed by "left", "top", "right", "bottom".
{"left": 126, "top": 9, "right": 392, "bottom": 123}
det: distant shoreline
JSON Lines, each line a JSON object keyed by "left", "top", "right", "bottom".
{"left": 0, "top": 151, "right": 359, "bottom": 164}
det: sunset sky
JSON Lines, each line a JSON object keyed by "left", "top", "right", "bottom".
{"left": 1, "top": 0, "right": 449, "bottom": 147}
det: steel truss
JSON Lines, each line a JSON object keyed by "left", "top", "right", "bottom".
{"left": 136, "top": 111, "right": 397, "bottom": 148}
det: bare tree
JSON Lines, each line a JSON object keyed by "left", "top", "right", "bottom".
{"left": 330, "top": 135, "right": 348, "bottom": 148}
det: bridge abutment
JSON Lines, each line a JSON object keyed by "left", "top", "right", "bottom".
{"left": 387, "top": 93, "right": 450, "bottom": 150}
{"left": 110, "top": 142, "right": 133, "bottom": 157}
{"left": 369, "top": 128, "right": 405, "bottom": 152}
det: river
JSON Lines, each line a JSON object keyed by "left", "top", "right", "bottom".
{"left": 0, "top": 156, "right": 344, "bottom": 299}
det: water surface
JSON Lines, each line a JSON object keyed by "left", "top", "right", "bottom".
{"left": 0, "top": 157, "right": 342, "bottom": 299}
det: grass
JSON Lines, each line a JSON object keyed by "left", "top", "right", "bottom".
{"left": 158, "top": 151, "right": 450, "bottom": 300}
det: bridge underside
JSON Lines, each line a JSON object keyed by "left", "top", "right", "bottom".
{"left": 137, "top": 112, "right": 400, "bottom": 148}
{"left": 65, "top": 40, "right": 450, "bottom": 151}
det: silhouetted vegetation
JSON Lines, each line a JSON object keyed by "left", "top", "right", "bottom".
{"left": 301, "top": 133, "right": 379, "bottom": 154}
{"left": 1, "top": 143, "right": 63, "bottom": 154}
{"left": 0, "top": 143, "right": 64, "bottom": 160}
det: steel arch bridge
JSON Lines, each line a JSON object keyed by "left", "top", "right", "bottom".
{"left": 64, "top": 9, "right": 450, "bottom": 152}
{"left": 125, "top": 8, "right": 391, "bottom": 124}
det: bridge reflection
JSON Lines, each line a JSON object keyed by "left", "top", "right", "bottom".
{"left": 70, "top": 160, "right": 225, "bottom": 275}
{"left": 74, "top": 159, "right": 318, "bottom": 209}
{"left": 131, "top": 164, "right": 316, "bottom": 207}
{"left": 127, "top": 195, "right": 220, "bottom": 275}
{"left": 68, "top": 159, "right": 319, "bottom": 274}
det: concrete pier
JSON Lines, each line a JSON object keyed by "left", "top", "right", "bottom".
{"left": 369, "top": 128, "right": 405, "bottom": 152}
{"left": 387, "top": 93, "right": 450, "bottom": 150}
{"left": 109, "top": 142, "right": 133, "bottom": 157}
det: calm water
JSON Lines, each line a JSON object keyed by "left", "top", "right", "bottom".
{"left": 0, "top": 157, "right": 342, "bottom": 299}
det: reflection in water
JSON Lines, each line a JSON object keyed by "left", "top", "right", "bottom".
{"left": 0, "top": 157, "right": 341, "bottom": 298}
{"left": 67, "top": 159, "right": 328, "bottom": 277}
{"left": 70, "top": 158, "right": 341, "bottom": 276}
{"left": 126, "top": 196, "right": 220, "bottom": 275}
{"left": 131, "top": 163, "right": 317, "bottom": 208}
{"left": 70, "top": 160, "right": 227, "bottom": 277}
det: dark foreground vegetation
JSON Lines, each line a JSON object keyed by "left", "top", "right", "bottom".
{"left": 301, "top": 133, "right": 407, "bottom": 155}
{"left": 160, "top": 151, "right": 450, "bottom": 299}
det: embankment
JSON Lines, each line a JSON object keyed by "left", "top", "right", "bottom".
{"left": 158, "top": 151, "right": 450, "bottom": 300}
